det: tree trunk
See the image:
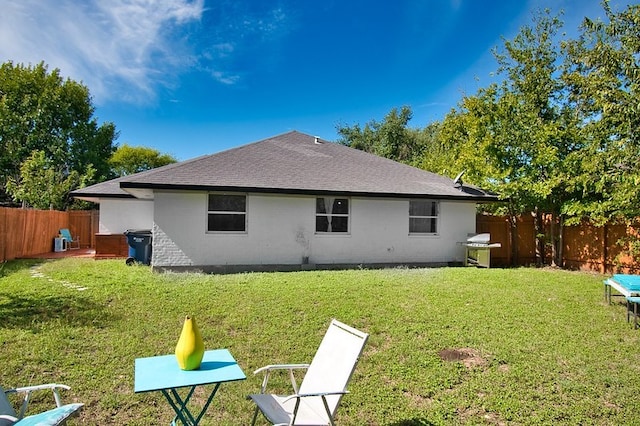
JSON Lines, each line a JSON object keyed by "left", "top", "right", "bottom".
{"left": 556, "top": 214, "right": 564, "bottom": 268}
{"left": 509, "top": 214, "right": 519, "bottom": 267}
{"left": 534, "top": 208, "right": 543, "bottom": 267}
{"left": 549, "top": 213, "right": 557, "bottom": 267}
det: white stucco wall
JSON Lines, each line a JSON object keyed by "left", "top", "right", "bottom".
{"left": 98, "top": 198, "right": 154, "bottom": 234}
{"left": 150, "top": 191, "right": 477, "bottom": 269}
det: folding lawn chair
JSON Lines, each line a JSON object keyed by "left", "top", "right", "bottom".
{"left": 248, "top": 319, "right": 369, "bottom": 426}
{"left": 59, "top": 229, "right": 80, "bottom": 250}
{"left": 0, "top": 383, "right": 83, "bottom": 425}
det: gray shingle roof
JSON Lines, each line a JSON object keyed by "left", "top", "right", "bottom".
{"left": 72, "top": 131, "right": 498, "bottom": 201}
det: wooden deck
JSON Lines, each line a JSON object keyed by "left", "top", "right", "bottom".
{"left": 19, "top": 248, "right": 97, "bottom": 259}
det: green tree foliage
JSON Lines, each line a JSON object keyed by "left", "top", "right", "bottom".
{"left": 438, "top": 10, "right": 577, "bottom": 265}
{"left": 0, "top": 61, "right": 117, "bottom": 208}
{"left": 6, "top": 150, "right": 94, "bottom": 210}
{"left": 337, "top": 106, "right": 424, "bottom": 165}
{"left": 334, "top": 3, "right": 640, "bottom": 267}
{"left": 562, "top": 2, "right": 640, "bottom": 225}
{"left": 109, "top": 144, "right": 177, "bottom": 177}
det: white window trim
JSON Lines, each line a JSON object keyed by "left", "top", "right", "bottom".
{"left": 206, "top": 193, "right": 248, "bottom": 234}
{"left": 409, "top": 200, "right": 439, "bottom": 236}
{"left": 315, "top": 196, "right": 351, "bottom": 235}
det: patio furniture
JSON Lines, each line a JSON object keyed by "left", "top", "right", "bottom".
{"left": 0, "top": 383, "right": 83, "bottom": 425}
{"left": 626, "top": 296, "right": 640, "bottom": 329}
{"left": 134, "top": 349, "right": 246, "bottom": 425}
{"left": 603, "top": 274, "right": 640, "bottom": 304}
{"left": 59, "top": 229, "right": 80, "bottom": 250}
{"left": 248, "top": 319, "right": 369, "bottom": 426}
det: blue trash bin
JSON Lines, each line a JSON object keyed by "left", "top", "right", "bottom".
{"left": 124, "top": 229, "right": 152, "bottom": 265}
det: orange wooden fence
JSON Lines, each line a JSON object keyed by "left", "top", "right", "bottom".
{"left": 477, "top": 214, "right": 640, "bottom": 273}
{"left": 0, "top": 207, "right": 98, "bottom": 262}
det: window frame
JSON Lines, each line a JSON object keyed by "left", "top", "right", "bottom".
{"left": 315, "top": 197, "right": 350, "bottom": 234}
{"left": 409, "top": 199, "right": 439, "bottom": 235}
{"left": 206, "top": 193, "right": 248, "bottom": 234}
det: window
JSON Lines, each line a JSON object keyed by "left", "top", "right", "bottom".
{"left": 316, "top": 197, "right": 349, "bottom": 233}
{"left": 409, "top": 200, "right": 438, "bottom": 234}
{"left": 207, "top": 194, "right": 246, "bottom": 232}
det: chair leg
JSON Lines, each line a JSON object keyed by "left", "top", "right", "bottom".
{"left": 251, "top": 406, "right": 259, "bottom": 426}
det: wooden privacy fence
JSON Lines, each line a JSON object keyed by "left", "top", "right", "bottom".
{"left": 0, "top": 207, "right": 98, "bottom": 262}
{"left": 478, "top": 214, "right": 640, "bottom": 273}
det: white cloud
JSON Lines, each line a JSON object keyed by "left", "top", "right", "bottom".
{"left": 0, "top": 0, "right": 204, "bottom": 104}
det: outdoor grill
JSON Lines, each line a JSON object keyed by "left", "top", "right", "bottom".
{"left": 459, "top": 233, "right": 501, "bottom": 268}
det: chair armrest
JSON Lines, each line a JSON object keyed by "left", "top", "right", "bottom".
{"left": 6, "top": 383, "right": 71, "bottom": 418}
{"left": 282, "top": 390, "right": 348, "bottom": 403}
{"left": 10, "top": 384, "right": 70, "bottom": 394}
{"left": 253, "top": 364, "right": 310, "bottom": 394}
{"left": 253, "top": 364, "right": 309, "bottom": 374}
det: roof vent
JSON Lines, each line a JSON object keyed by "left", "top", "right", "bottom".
{"left": 314, "top": 136, "right": 322, "bottom": 144}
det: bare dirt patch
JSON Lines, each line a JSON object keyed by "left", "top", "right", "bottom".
{"left": 438, "top": 347, "right": 488, "bottom": 369}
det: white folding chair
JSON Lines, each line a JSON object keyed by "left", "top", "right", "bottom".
{"left": 249, "top": 319, "right": 368, "bottom": 426}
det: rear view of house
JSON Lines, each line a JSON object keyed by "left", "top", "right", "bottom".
{"left": 73, "top": 131, "right": 498, "bottom": 272}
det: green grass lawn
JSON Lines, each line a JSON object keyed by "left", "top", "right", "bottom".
{"left": 1, "top": 259, "right": 639, "bottom": 425}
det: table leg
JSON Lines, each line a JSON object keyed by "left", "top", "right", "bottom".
{"left": 194, "top": 383, "right": 221, "bottom": 424}
{"left": 161, "top": 384, "right": 222, "bottom": 426}
{"left": 162, "top": 387, "right": 197, "bottom": 425}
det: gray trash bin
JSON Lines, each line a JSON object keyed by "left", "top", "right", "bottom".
{"left": 124, "top": 229, "right": 152, "bottom": 265}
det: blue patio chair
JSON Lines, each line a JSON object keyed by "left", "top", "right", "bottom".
{"left": 0, "top": 383, "right": 83, "bottom": 425}
{"left": 59, "top": 229, "right": 80, "bottom": 250}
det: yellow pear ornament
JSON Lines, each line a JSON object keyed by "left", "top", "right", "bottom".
{"left": 175, "top": 315, "right": 205, "bottom": 370}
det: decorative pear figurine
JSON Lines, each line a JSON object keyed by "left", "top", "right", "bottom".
{"left": 175, "top": 315, "right": 205, "bottom": 370}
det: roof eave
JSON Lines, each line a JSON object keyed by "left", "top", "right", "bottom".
{"left": 70, "top": 192, "right": 137, "bottom": 200}
{"left": 119, "top": 182, "right": 500, "bottom": 202}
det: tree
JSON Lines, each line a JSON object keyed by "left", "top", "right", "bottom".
{"left": 109, "top": 144, "right": 177, "bottom": 177}
{"left": 562, "top": 2, "right": 640, "bottom": 224}
{"left": 561, "top": 2, "right": 640, "bottom": 261}
{"left": 337, "top": 106, "right": 422, "bottom": 165}
{"left": 0, "top": 61, "right": 117, "bottom": 207}
{"left": 6, "top": 150, "right": 94, "bottom": 210}
{"left": 436, "top": 10, "right": 580, "bottom": 266}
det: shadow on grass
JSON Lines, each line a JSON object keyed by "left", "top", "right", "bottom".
{"left": 387, "top": 419, "right": 436, "bottom": 426}
{"left": 0, "top": 259, "right": 41, "bottom": 278}
{"left": 0, "top": 293, "right": 113, "bottom": 329}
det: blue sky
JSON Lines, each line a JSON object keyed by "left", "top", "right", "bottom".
{"left": 0, "top": 0, "right": 624, "bottom": 161}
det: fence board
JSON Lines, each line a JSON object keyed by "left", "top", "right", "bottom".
{"left": 0, "top": 207, "right": 97, "bottom": 262}
{"left": 69, "top": 211, "right": 95, "bottom": 249}
{"left": 564, "top": 221, "right": 606, "bottom": 272}
{"left": 476, "top": 215, "right": 511, "bottom": 266}
{"left": 480, "top": 214, "right": 640, "bottom": 272}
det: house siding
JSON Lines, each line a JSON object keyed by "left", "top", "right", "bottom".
{"left": 98, "top": 198, "right": 154, "bottom": 234}
{"left": 150, "top": 191, "right": 476, "bottom": 271}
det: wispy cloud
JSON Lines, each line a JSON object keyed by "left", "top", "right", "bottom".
{"left": 197, "top": 3, "right": 291, "bottom": 85}
{"left": 0, "top": 0, "right": 204, "bottom": 104}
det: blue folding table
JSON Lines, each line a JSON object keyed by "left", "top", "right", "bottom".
{"left": 604, "top": 274, "right": 640, "bottom": 328}
{"left": 134, "top": 349, "right": 246, "bottom": 425}
{"left": 604, "top": 274, "right": 640, "bottom": 304}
